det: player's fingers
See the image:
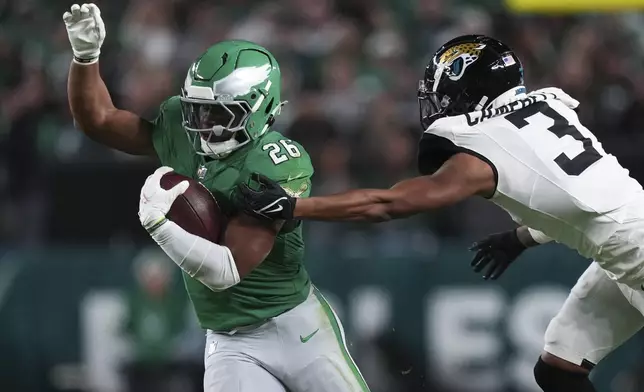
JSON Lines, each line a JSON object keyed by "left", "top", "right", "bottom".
{"left": 152, "top": 166, "right": 174, "bottom": 181}
{"left": 256, "top": 173, "right": 279, "bottom": 189}
{"left": 63, "top": 11, "right": 72, "bottom": 23}
{"left": 143, "top": 173, "right": 155, "bottom": 186}
{"left": 490, "top": 263, "right": 510, "bottom": 280}
{"left": 87, "top": 3, "right": 100, "bottom": 16}
{"left": 472, "top": 254, "right": 492, "bottom": 272}
{"left": 80, "top": 3, "right": 90, "bottom": 15}
{"left": 253, "top": 174, "right": 270, "bottom": 189}
{"left": 483, "top": 261, "right": 501, "bottom": 280}
{"left": 140, "top": 174, "right": 154, "bottom": 192}
{"left": 144, "top": 167, "right": 170, "bottom": 195}
{"left": 248, "top": 173, "right": 267, "bottom": 191}
{"left": 140, "top": 183, "right": 156, "bottom": 200}
{"left": 487, "top": 261, "right": 509, "bottom": 280}
{"left": 238, "top": 183, "right": 258, "bottom": 197}
{"left": 257, "top": 174, "right": 272, "bottom": 183}
{"left": 70, "top": 4, "right": 81, "bottom": 17}
{"left": 250, "top": 172, "right": 262, "bottom": 182}
{"left": 145, "top": 171, "right": 162, "bottom": 189}
{"left": 172, "top": 180, "right": 190, "bottom": 197}
{"left": 470, "top": 251, "right": 484, "bottom": 267}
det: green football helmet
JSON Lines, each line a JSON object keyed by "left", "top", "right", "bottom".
{"left": 181, "top": 40, "right": 284, "bottom": 158}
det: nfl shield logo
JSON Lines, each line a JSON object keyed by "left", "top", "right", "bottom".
{"left": 197, "top": 165, "right": 208, "bottom": 180}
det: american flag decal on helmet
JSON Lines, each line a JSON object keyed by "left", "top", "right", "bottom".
{"left": 502, "top": 54, "right": 516, "bottom": 66}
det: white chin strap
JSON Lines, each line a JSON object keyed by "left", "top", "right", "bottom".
{"left": 200, "top": 137, "right": 240, "bottom": 159}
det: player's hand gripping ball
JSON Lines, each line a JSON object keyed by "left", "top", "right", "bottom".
{"left": 138, "top": 167, "right": 224, "bottom": 242}
{"left": 63, "top": 3, "right": 105, "bottom": 64}
{"left": 139, "top": 167, "right": 190, "bottom": 232}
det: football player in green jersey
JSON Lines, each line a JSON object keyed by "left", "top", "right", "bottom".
{"left": 64, "top": 3, "right": 369, "bottom": 392}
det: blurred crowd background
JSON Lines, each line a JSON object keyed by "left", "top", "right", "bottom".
{"left": 3, "top": 0, "right": 644, "bottom": 391}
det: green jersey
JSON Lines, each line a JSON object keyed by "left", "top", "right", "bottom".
{"left": 151, "top": 96, "right": 313, "bottom": 331}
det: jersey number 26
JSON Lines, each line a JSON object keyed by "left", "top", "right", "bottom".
{"left": 263, "top": 140, "right": 302, "bottom": 165}
{"left": 505, "top": 102, "right": 603, "bottom": 176}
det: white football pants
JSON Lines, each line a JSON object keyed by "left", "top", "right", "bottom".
{"left": 203, "top": 286, "right": 370, "bottom": 392}
{"left": 544, "top": 261, "right": 644, "bottom": 366}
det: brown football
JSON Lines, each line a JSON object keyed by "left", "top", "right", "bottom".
{"left": 159, "top": 172, "right": 224, "bottom": 243}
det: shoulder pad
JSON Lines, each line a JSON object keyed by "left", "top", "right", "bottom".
{"left": 417, "top": 131, "right": 467, "bottom": 175}
{"left": 244, "top": 133, "right": 314, "bottom": 183}
{"left": 418, "top": 116, "right": 495, "bottom": 177}
{"left": 418, "top": 117, "right": 472, "bottom": 175}
{"left": 155, "top": 96, "right": 181, "bottom": 126}
{"left": 159, "top": 95, "right": 181, "bottom": 113}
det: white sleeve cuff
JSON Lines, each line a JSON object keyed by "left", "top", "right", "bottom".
{"left": 150, "top": 221, "right": 240, "bottom": 291}
{"left": 527, "top": 228, "right": 553, "bottom": 244}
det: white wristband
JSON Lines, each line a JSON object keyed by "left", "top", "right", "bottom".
{"left": 150, "top": 221, "right": 240, "bottom": 291}
{"left": 527, "top": 228, "right": 552, "bottom": 244}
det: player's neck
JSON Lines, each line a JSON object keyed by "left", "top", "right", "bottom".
{"left": 488, "top": 86, "right": 527, "bottom": 109}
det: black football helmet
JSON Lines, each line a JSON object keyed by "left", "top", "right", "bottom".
{"left": 418, "top": 35, "right": 524, "bottom": 129}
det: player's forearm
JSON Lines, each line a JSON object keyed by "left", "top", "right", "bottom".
{"left": 293, "top": 189, "right": 404, "bottom": 222}
{"left": 68, "top": 62, "right": 115, "bottom": 131}
{"left": 150, "top": 221, "right": 240, "bottom": 291}
{"left": 67, "top": 62, "right": 154, "bottom": 155}
{"left": 517, "top": 226, "right": 552, "bottom": 247}
{"left": 292, "top": 175, "right": 465, "bottom": 222}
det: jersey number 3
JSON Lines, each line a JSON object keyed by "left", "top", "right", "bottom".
{"left": 505, "top": 102, "right": 603, "bottom": 176}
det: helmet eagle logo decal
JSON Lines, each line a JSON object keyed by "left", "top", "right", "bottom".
{"left": 212, "top": 64, "right": 272, "bottom": 98}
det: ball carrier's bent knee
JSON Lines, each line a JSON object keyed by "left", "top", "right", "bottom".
{"left": 533, "top": 352, "right": 597, "bottom": 392}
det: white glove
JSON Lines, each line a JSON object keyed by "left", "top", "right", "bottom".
{"left": 139, "top": 166, "right": 240, "bottom": 291}
{"left": 63, "top": 3, "right": 106, "bottom": 64}
{"left": 138, "top": 167, "right": 190, "bottom": 232}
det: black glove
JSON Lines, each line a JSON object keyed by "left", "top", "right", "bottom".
{"left": 234, "top": 173, "right": 296, "bottom": 221}
{"left": 469, "top": 229, "right": 526, "bottom": 280}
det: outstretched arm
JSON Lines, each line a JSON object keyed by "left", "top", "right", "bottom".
{"left": 292, "top": 176, "right": 456, "bottom": 222}
{"left": 293, "top": 162, "right": 477, "bottom": 221}
{"left": 237, "top": 152, "right": 496, "bottom": 222}
{"left": 65, "top": 4, "right": 155, "bottom": 156}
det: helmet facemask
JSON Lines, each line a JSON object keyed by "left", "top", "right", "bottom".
{"left": 418, "top": 75, "right": 474, "bottom": 130}
{"left": 418, "top": 79, "right": 450, "bottom": 130}
{"left": 180, "top": 93, "right": 253, "bottom": 158}
{"left": 180, "top": 40, "right": 284, "bottom": 158}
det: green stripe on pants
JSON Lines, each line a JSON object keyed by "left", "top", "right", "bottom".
{"left": 313, "top": 287, "right": 371, "bottom": 392}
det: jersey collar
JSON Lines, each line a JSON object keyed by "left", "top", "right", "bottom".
{"left": 487, "top": 86, "right": 527, "bottom": 109}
